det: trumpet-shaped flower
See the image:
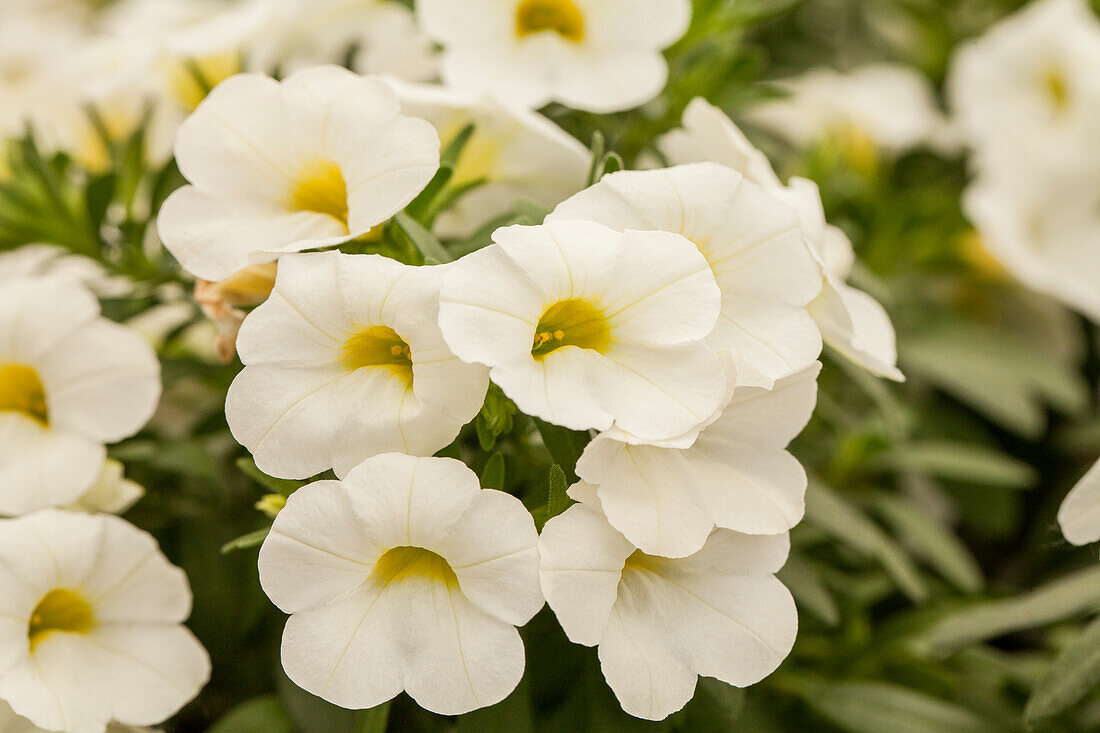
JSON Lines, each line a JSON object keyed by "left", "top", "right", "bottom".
{"left": 574, "top": 363, "right": 819, "bottom": 558}
{"left": 548, "top": 163, "right": 823, "bottom": 388}
{"left": 0, "top": 510, "right": 210, "bottom": 733}
{"left": 66, "top": 460, "right": 145, "bottom": 516}
{"left": 259, "top": 453, "right": 542, "bottom": 714}
{"left": 226, "top": 252, "right": 489, "bottom": 479}
{"left": 1059, "top": 459, "right": 1100, "bottom": 546}
{"left": 438, "top": 220, "right": 726, "bottom": 441}
{"left": 386, "top": 80, "right": 590, "bottom": 237}
{"left": 0, "top": 279, "right": 160, "bottom": 516}
{"left": 657, "top": 99, "right": 903, "bottom": 380}
{"left": 539, "top": 504, "right": 796, "bottom": 720}
{"left": 416, "top": 0, "right": 691, "bottom": 112}
{"left": 157, "top": 65, "right": 440, "bottom": 281}
{"left": 0, "top": 701, "right": 154, "bottom": 733}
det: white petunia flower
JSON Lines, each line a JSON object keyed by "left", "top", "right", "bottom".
{"left": 0, "top": 279, "right": 161, "bottom": 517}
{"left": 156, "top": 65, "right": 440, "bottom": 281}
{"left": 226, "top": 252, "right": 489, "bottom": 480}
{"left": 947, "top": 0, "right": 1100, "bottom": 179}
{"left": 547, "top": 163, "right": 824, "bottom": 388}
{"left": 386, "top": 80, "right": 590, "bottom": 238}
{"left": 259, "top": 453, "right": 542, "bottom": 715}
{"left": 416, "top": 0, "right": 691, "bottom": 113}
{"left": 1059, "top": 459, "right": 1100, "bottom": 546}
{"left": 574, "top": 363, "right": 819, "bottom": 558}
{"left": 963, "top": 173, "right": 1100, "bottom": 324}
{"left": 0, "top": 244, "right": 130, "bottom": 298}
{"left": 539, "top": 504, "right": 796, "bottom": 720}
{"left": 66, "top": 459, "right": 145, "bottom": 516}
{"left": 0, "top": 701, "right": 155, "bottom": 733}
{"left": 745, "top": 63, "right": 954, "bottom": 156}
{"left": 0, "top": 510, "right": 210, "bottom": 733}
{"left": 438, "top": 220, "right": 727, "bottom": 441}
{"left": 657, "top": 99, "right": 903, "bottom": 380}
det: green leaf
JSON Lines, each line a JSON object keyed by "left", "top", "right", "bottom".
{"left": 536, "top": 464, "right": 573, "bottom": 532}
{"left": 355, "top": 701, "right": 391, "bottom": 733}
{"left": 915, "top": 565, "right": 1100, "bottom": 654}
{"left": 534, "top": 418, "right": 589, "bottom": 481}
{"left": 220, "top": 527, "right": 270, "bottom": 555}
{"left": 869, "top": 493, "right": 983, "bottom": 593}
{"left": 84, "top": 172, "right": 116, "bottom": 229}
{"left": 665, "top": 678, "right": 745, "bottom": 731}
{"left": 586, "top": 130, "right": 607, "bottom": 187}
{"left": 236, "top": 456, "right": 302, "bottom": 497}
{"left": 208, "top": 695, "right": 295, "bottom": 733}
{"left": 392, "top": 210, "right": 452, "bottom": 264}
{"left": 777, "top": 553, "right": 840, "bottom": 627}
{"left": 481, "top": 452, "right": 506, "bottom": 491}
{"left": 456, "top": 675, "right": 533, "bottom": 733}
{"left": 1025, "top": 615, "right": 1100, "bottom": 722}
{"left": 804, "top": 482, "right": 927, "bottom": 603}
{"left": 803, "top": 681, "right": 988, "bottom": 733}
{"left": 874, "top": 442, "right": 1036, "bottom": 489}
{"left": 440, "top": 122, "right": 477, "bottom": 170}
{"left": 277, "top": 669, "right": 389, "bottom": 733}
{"left": 477, "top": 383, "right": 517, "bottom": 450}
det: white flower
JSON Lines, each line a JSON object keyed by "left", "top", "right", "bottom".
{"left": 547, "top": 163, "right": 824, "bottom": 388}
{"left": 574, "top": 363, "right": 819, "bottom": 558}
{"left": 963, "top": 173, "right": 1100, "bottom": 323}
{"left": 386, "top": 80, "right": 590, "bottom": 238}
{"left": 0, "top": 701, "right": 155, "bottom": 733}
{"left": 416, "top": 0, "right": 691, "bottom": 113}
{"left": 746, "top": 63, "right": 953, "bottom": 155}
{"left": 947, "top": 0, "right": 1100, "bottom": 178}
{"left": 0, "top": 245, "right": 130, "bottom": 298}
{"left": 258, "top": 453, "right": 542, "bottom": 715}
{"left": 156, "top": 65, "right": 440, "bottom": 281}
{"left": 657, "top": 99, "right": 904, "bottom": 380}
{"left": 438, "top": 220, "right": 727, "bottom": 441}
{"left": 226, "top": 251, "right": 488, "bottom": 479}
{"left": 0, "top": 278, "right": 160, "bottom": 516}
{"left": 66, "top": 459, "right": 145, "bottom": 516}
{"left": 0, "top": 510, "right": 210, "bottom": 733}
{"left": 1059, "top": 459, "right": 1100, "bottom": 546}
{"left": 539, "top": 503, "right": 796, "bottom": 720}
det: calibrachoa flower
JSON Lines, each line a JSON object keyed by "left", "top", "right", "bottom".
{"left": 416, "top": 0, "right": 691, "bottom": 112}
{"left": 0, "top": 701, "right": 154, "bottom": 733}
{"left": 65, "top": 459, "right": 145, "bottom": 516}
{"left": 156, "top": 65, "right": 440, "bottom": 281}
{"left": 539, "top": 504, "right": 797, "bottom": 720}
{"left": 0, "top": 510, "right": 210, "bottom": 733}
{"left": 657, "top": 99, "right": 904, "bottom": 380}
{"left": 226, "top": 252, "right": 489, "bottom": 479}
{"left": 548, "top": 163, "right": 824, "bottom": 388}
{"left": 387, "top": 80, "right": 590, "bottom": 237}
{"left": 258, "top": 453, "right": 542, "bottom": 714}
{"left": 574, "top": 363, "right": 819, "bottom": 558}
{"left": 0, "top": 279, "right": 160, "bottom": 516}
{"left": 1059, "top": 459, "right": 1100, "bottom": 546}
{"left": 438, "top": 220, "right": 727, "bottom": 441}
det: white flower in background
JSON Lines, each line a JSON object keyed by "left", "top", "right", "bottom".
{"left": 574, "top": 363, "right": 819, "bottom": 558}
{"left": 439, "top": 220, "right": 726, "bottom": 441}
{"left": 417, "top": 0, "right": 691, "bottom": 112}
{"left": 387, "top": 80, "right": 590, "bottom": 238}
{"left": 0, "top": 510, "right": 210, "bottom": 733}
{"left": 548, "top": 163, "right": 823, "bottom": 388}
{"left": 0, "top": 279, "right": 160, "bottom": 516}
{"left": 156, "top": 66, "right": 439, "bottom": 281}
{"left": 947, "top": 0, "right": 1100, "bottom": 178}
{"left": 66, "top": 459, "right": 145, "bottom": 516}
{"left": 539, "top": 504, "right": 796, "bottom": 720}
{"left": 0, "top": 244, "right": 130, "bottom": 297}
{"left": 0, "top": 701, "right": 155, "bottom": 733}
{"left": 226, "top": 252, "right": 488, "bottom": 479}
{"left": 259, "top": 453, "right": 542, "bottom": 714}
{"left": 746, "top": 64, "right": 953, "bottom": 156}
{"left": 1059, "top": 459, "right": 1100, "bottom": 546}
{"left": 657, "top": 99, "right": 904, "bottom": 380}
{"left": 963, "top": 174, "right": 1100, "bottom": 324}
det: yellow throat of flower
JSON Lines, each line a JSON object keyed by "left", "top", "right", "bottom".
{"left": 290, "top": 159, "right": 350, "bottom": 230}
{"left": 339, "top": 325, "right": 414, "bottom": 386}
{"left": 532, "top": 299, "right": 611, "bottom": 358}
{"left": 371, "top": 546, "right": 458, "bottom": 587}
{"left": 28, "top": 588, "right": 96, "bottom": 651}
{"left": 515, "top": 0, "right": 585, "bottom": 43}
{"left": 1043, "top": 66, "right": 1071, "bottom": 115}
{"left": 0, "top": 363, "right": 48, "bottom": 426}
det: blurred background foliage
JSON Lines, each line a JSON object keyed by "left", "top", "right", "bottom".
{"left": 3, "top": 0, "right": 1100, "bottom": 731}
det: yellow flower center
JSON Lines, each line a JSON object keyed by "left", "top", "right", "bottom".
{"left": 1043, "top": 66, "right": 1070, "bottom": 114}
{"left": 515, "top": 0, "right": 585, "bottom": 42}
{"left": 532, "top": 299, "right": 611, "bottom": 358}
{"left": 28, "top": 589, "right": 96, "bottom": 651}
{"left": 371, "top": 546, "right": 458, "bottom": 586}
{"left": 290, "top": 159, "right": 350, "bottom": 229}
{"left": 0, "top": 363, "right": 48, "bottom": 426}
{"left": 166, "top": 51, "right": 242, "bottom": 112}
{"left": 622, "top": 549, "right": 665, "bottom": 575}
{"left": 339, "top": 325, "right": 414, "bottom": 386}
